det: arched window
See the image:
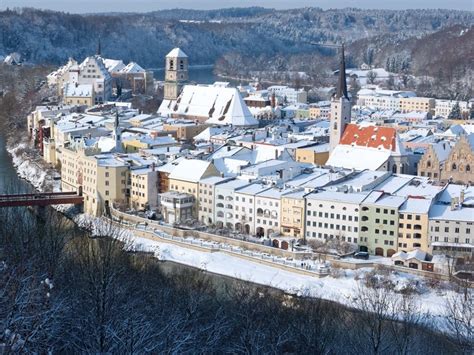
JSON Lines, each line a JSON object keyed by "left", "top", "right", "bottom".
{"left": 467, "top": 165, "right": 471, "bottom": 172}
{"left": 216, "top": 203, "right": 224, "bottom": 208}
{"left": 217, "top": 211, "right": 224, "bottom": 218}
{"left": 426, "top": 160, "right": 431, "bottom": 168}
{"left": 452, "top": 163, "right": 457, "bottom": 171}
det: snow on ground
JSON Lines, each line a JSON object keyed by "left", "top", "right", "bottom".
{"left": 128, "top": 233, "right": 458, "bottom": 327}
{"left": 7, "top": 142, "right": 60, "bottom": 192}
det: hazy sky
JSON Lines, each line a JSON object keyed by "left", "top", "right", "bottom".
{"left": 1, "top": 0, "right": 472, "bottom": 12}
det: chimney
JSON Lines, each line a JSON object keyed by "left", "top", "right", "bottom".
{"left": 460, "top": 190, "right": 465, "bottom": 204}
{"left": 275, "top": 149, "right": 278, "bottom": 159}
{"left": 167, "top": 146, "right": 170, "bottom": 152}
{"left": 271, "top": 92, "right": 276, "bottom": 108}
{"left": 278, "top": 169, "right": 283, "bottom": 179}
{"left": 151, "top": 162, "right": 155, "bottom": 171}
{"left": 450, "top": 198, "right": 457, "bottom": 211}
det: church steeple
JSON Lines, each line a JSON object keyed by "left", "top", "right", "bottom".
{"left": 329, "top": 43, "right": 351, "bottom": 154}
{"left": 114, "top": 110, "right": 122, "bottom": 152}
{"left": 335, "top": 43, "right": 348, "bottom": 100}
{"left": 97, "top": 38, "right": 102, "bottom": 56}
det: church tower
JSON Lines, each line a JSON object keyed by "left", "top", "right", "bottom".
{"left": 164, "top": 48, "right": 188, "bottom": 100}
{"left": 329, "top": 44, "right": 351, "bottom": 153}
{"left": 114, "top": 110, "right": 122, "bottom": 153}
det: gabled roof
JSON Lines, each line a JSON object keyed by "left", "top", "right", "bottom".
{"left": 159, "top": 84, "right": 258, "bottom": 127}
{"left": 64, "top": 83, "right": 94, "bottom": 98}
{"left": 339, "top": 124, "right": 398, "bottom": 151}
{"left": 431, "top": 141, "right": 452, "bottom": 162}
{"left": 120, "top": 62, "right": 146, "bottom": 74}
{"left": 166, "top": 48, "right": 188, "bottom": 58}
{"left": 169, "top": 159, "right": 215, "bottom": 183}
{"left": 103, "top": 58, "right": 125, "bottom": 73}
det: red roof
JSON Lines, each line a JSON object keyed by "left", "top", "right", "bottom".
{"left": 339, "top": 124, "right": 397, "bottom": 151}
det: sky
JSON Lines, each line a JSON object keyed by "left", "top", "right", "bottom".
{"left": 0, "top": 0, "right": 472, "bottom": 12}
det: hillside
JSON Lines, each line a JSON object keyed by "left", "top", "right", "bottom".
{"left": 1, "top": 7, "right": 472, "bottom": 68}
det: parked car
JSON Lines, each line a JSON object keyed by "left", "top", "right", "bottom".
{"left": 353, "top": 252, "right": 370, "bottom": 260}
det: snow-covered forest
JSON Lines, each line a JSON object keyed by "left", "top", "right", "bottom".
{"left": 1, "top": 206, "right": 472, "bottom": 353}
{"left": 0, "top": 7, "right": 472, "bottom": 68}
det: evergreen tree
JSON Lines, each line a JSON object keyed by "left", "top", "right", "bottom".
{"left": 448, "top": 102, "right": 461, "bottom": 119}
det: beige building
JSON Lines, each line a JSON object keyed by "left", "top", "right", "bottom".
{"left": 168, "top": 159, "right": 219, "bottom": 218}
{"left": 163, "top": 122, "right": 209, "bottom": 141}
{"left": 280, "top": 190, "right": 306, "bottom": 238}
{"left": 399, "top": 97, "right": 435, "bottom": 114}
{"left": 63, "top": 83, "right": 95, "bottom": 107}
{"left": 61, "top": 144, "right": 130, "bottom": 215}
{"left": 397, "top": 198, "right": 432, "bottom": 253}
{"left": 309, "top": 103, "right": 331, "bottom": 119}
{"left": 160, "top": 191, "right": 195, "bottom": 225}
{"left": 295, "top": 144, "right": 329, "bottom": 166}
{"left": 440, "top": 135, "right": 474, "bottom": 185}
{"left": 417, "top": 141, "right": 451, "bottom": 180}
{"left": 130, "top": 167, "right": 159, "bottom": 210}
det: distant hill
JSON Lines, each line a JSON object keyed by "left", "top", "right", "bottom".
{"left": 0, "top": 7, "right": 472, "bottom": 68}
{"left": 349, "top": 25, "right": 474, "bottom": 77}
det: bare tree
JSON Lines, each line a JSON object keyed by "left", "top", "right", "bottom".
{"left": 445, "top": 290, "right": 473, "bottom": 353}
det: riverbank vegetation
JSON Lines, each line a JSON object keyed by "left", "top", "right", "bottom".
{"left": 0, "top": 207, "right": 471, "bottom": 353}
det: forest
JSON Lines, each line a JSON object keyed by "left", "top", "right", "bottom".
{"left": 0, "top": 202, "right": 472, "bottom": 353}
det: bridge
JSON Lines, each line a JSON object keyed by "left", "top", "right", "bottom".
{"left": 0, "top": 191, "right": 83, "bottom": 207}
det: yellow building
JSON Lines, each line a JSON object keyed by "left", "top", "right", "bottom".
{"left": 309, "top": 103, "right": 330, "bottom": 119}
{"left": 295, "top": 143, "right": 330, "bottom": 165}
{"left": 61, "top": 144, "right": 130, "bottom": 215}
{"left": 397, "top": 198, "right": 432, "bottom": 253}
{"left": 130, "top": 167, "right": 159, "bottom": 210}
{"left": 163, "top": 122, "right": 209, "bottom": 141}
{"left": 168, "top": 159, "right": 219, "bottom": 218}
{"left": 399, "top": 97, "right": 435, "bottom": 114}
{"left": 280, "top": 190, "right": 306, "bottom": 238}
{"left": 63, "top": 83, "right": 95, "bottom": 107}
{"left": 122, "top": 135, "right": 177, "bottom": 153}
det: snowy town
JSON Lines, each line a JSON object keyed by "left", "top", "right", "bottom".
{"left": 22, "top": 44, "right": 474, "bottom": 283}
{"left": 0, "top": 3, "right": 473, "bottom": 353}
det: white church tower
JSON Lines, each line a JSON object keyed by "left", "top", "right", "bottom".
{"left": 329, "top": 44, "right": 351, "bottom": 153}
{"left": 164, "top": 48, "right": 188, "bottom": 101}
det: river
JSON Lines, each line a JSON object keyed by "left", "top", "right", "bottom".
{"left": 152, "top": 66, "right": 242, "bottom": 86}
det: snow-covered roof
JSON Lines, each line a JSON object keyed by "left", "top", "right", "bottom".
{"left": 392, "top": 249, "right": 427, "bottom": 262}
{"left": 399, "top": 198, "right": 432, "bottom": 214}
{"left": 159, "top": 84, "right": 258, "bottom": 127}
{"left": 64, "top": 83, "right": 94, "bottom": 98}
{"left": 120, "top": 62, "right": 146, "bottom": 74}
{"left": 169, "top": 159, "right": 215, "bottom": 183}
{"left": 103, "top": 58, "right": 125, "bottom": 73}
{"left": 306, "top": 190, "right": 369, "bottom": 204}
{"left": 166, "top": 48, "right": 188, "bottom": 58}
{"left": 431, "top": 141, "right": 452, "bottom": 162}
{"left": 327, "top": 144, "right": 391, "bottom": 171}
{"left": 194, "top": 127, "right": 225, "bottom": 142}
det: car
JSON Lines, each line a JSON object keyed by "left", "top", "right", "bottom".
{"left": 353, "top": 252, "right": 370, "bottom": 260}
